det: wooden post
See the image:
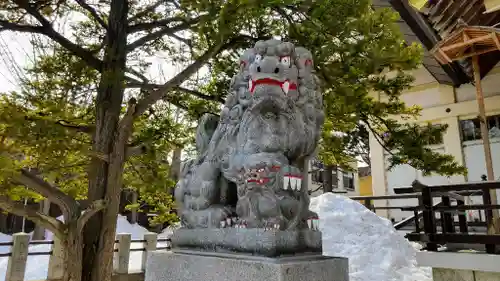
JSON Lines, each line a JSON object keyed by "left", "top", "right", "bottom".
{"left": 482, "top": 187, "right": 496, "bottom": 253}
{"left": 114, "top": 233, "right": 131, "bottom": 274}
{"left": 421, "top": 185, "right": 437, "bottom": 251}
{"left": 130, "top": 191, "right": 138, "bottom": 224}
{"left": 47, "top": 236, "right": 64, "bottom": 280}
{"left": 322, "top": 165, "right": 334, "bottom": 192}
{"left": 142, "top": 233, "right": 158, "bottom": 271}
{"left": 441, "top": 196, "right": 454, "bottom": 233}
{"left": 472, "top": 55, "right": 500, "bottom": 233}
{"left": 5, "top": 233, "right": 29, "bottom": 281}
{"left": 364, "top": 199, "right": 372, "bottom": 211}
{"left": 457, "top": 199, "right": 468, "bottom": 233}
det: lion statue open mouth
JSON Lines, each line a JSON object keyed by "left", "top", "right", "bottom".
{"left": 174, "top": 39, "right": 324, "bottom": 231}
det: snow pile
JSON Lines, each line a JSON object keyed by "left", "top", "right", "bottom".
{"left": 158, "top": 222, "right": 180, "bottom": 239}
{"left": 0, "top": 215, "right": 156, "bottom": 280}
{"left": 116, "top": 215, "right": 150, "bottom": 240}
{"left": 310, "top": 193, "right": 432, "bottom": 281}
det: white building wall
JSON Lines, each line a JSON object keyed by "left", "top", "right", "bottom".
{"left": 370, "top": 66, "right": 500, "bottom": 221}
{"left": 308, "top": 166, "right": 360, "bottom": 198}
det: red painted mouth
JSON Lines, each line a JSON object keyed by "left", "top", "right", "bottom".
{"left": 246, "top": 178, "right": 270, "bottom": 185}
{"left": 248, "top": 78, "right": 297, "bottom": 94}
{"left": 245, "top": 165, "right": 281, "bottom": 185}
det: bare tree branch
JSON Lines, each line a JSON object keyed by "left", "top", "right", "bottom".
{"left": 126, "top": 143, "right": 149, "bottom": 158}
{"left": 12, "top": 0, "right": 104, "bottom": 71}
{"left": 55, "top": 120, "right": 94, "bottom": 133}
{"left": 134, "top": 37, "right": 239, "bottom": 117}
{"left": 126, "top": 68, "right": 149, "bottom": 84}
{"left": 128, "top": 0, "right": 163, "bottom": 23}
{"left": 170, "top": 33, "right": 192, "bottom": 48}
{"left": 0, "top": 195, "right": 66, "bottom": 238}
{"left": 127, "top": 17, "right": 190, "bottom": 33}
{"left": 22, "top": 113, "right": 95, "bottom": 134}
{"left": 127, "top": 82, "right": 225, "bottom": 103}
{"left": 0, "top": 20, "right": 44, "bottom": 33}
{"left": 126, "top": 18, "right": 201, "bottom": 52}
{"left": 76, "top": 199, "right": 107, "bottom": 233}
{"left": 15, "top": 168, "right": 79, "bottom": 220}
{"left": 74, "top": 0, "right": 108, "bottom": 29}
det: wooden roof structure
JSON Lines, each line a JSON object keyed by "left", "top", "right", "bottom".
{"left": 429, "top": 25, "right": 500, "bottom": 228}
{"left": 373, "top": 0, "right": 500, "bottom": 86}
{"left": 431, "top": 26, "right": 500, "bottom": 64}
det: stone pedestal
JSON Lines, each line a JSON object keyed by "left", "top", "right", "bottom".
{"left": 145, "top": 250, "right": 349, "bottom": 281}
{"left": 170, "top": 228, "right": 322, "bottom": 257}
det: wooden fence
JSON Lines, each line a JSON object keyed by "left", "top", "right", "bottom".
{"left": 397, "top": 180, "right": 500, "bottom": 254}
{"left": 350, "top": 180, "right": 500, "bottom": 254}
{"left": 0, "top": 233, "right": 171, "bottom": 281}
{"left": 349, "top": 190, "right": 485, "bottom": 230}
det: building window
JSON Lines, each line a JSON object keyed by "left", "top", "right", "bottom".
{"left": 343, "top": 172, "right": 355, "bottom": 191}
{"left": 460, "top": 114, "right": 500, "bottom": 141}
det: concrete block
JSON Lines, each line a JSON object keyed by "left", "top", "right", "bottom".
{"left": 170, "top": 228, "right": 321, "bottom": 257}
{"left": 6, "top": 233, "right": 29, "bottom": 281}
{"left": 432, "top": 268, "right": 474, "bottom": 281}
{"left": 145, "top": 250, "right": 348, "bottom": 281}
{"left": 142, "top": 233, "right": 158, "bottom": 271}
{"left": 474, "top": 271, "right": 500, "bottom": 281}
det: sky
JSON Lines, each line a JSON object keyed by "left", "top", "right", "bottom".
{"left": 0, "top": 29, "right": 184, "bottom": 93}
{"left": 0, "top": 32, "right": 32, "bottom": 92}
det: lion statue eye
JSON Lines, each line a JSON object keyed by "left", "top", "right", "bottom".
{"left": 280, "top": 56, "right": 291, "bottom": 67}
{"left": 254, "top": 54, "right": 262, "bottom": 62}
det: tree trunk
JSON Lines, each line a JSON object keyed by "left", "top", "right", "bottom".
{"left": 32, "top": 199, "right": 50, "bottom": 240}
{"left": 81, "top": 2, "right": 129, "bottom": 281}
{"left": 63, "top": 226, "right": 84, "bottom": 281}
{"left": 322, "top": 165, "right": 334, "bottom": 193}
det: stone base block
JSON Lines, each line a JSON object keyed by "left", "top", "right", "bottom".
{"left": 170, "top": 228, "right": 321, "bottom": 257}
{"left": 145, "top": 250, "right": 349, "bottom": 281}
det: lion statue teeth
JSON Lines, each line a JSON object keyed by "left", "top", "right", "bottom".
{"left": 174, "top": 39, "right": 324, "bottom": 230}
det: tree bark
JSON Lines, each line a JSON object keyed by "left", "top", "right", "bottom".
{"left": 63, "top": 224, "right": 84, "bottom": 281}
{"left": 81, "top": 1, "right": 129, "bottom": 281}
{"left": 322, "top": 165, "right": 334, "bottom": 193}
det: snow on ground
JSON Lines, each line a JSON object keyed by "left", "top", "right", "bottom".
{"left": 310, "top": 193, "right": 432, "bottom": 281}
{"left": 0, "top": 215, "right": 166, "bottom": 281}
{"left": 0, "top": 195, "right": 433, "bottom": 281}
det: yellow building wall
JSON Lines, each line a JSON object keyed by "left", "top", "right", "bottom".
{"left": 359, "top": 175, "right": 373, "bottom": 196}
{"left": 369, "top": 65, "right": 500, "bottom": 217}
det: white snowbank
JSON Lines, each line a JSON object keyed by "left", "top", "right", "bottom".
{"left": 158, "top": 222, "right": 179, "bottom": 239}
{"left": 310, "top": 193, "right": 432, "bottom": 281}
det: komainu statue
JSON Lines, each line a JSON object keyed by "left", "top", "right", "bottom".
{"left": 172, "top": 39, "right": 324, "bottom": 256}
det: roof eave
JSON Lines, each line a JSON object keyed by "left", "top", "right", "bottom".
{"left": 388, "top": 0, "right": 471, "bottom": 86}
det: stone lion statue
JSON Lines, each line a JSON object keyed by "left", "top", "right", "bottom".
{"left": 174, "top": 39, "right": 324, "bottom": 231}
